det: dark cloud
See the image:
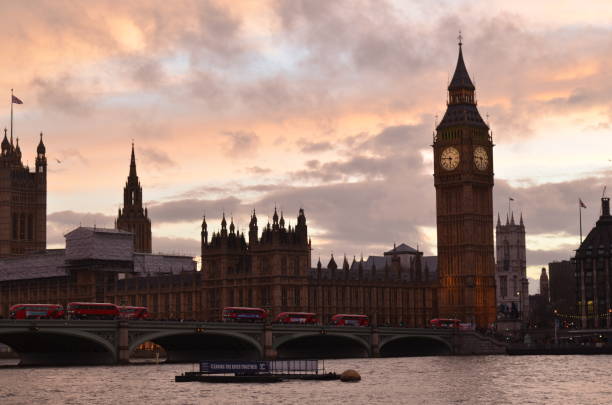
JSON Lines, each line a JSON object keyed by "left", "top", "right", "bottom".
{"left": 527, "top": 247, "right": 576, "bottom": 267}
{"left": 32, "top": 74, "right": 94, "bottom": 115}
{"left": 47, "top": 210, "right": 116, "bottom": 246}
{"left": 138, "top": 146, "right": 175, "bottom": 170}
{"left": 148, "top": 197, "right": 242, "bottom": 224}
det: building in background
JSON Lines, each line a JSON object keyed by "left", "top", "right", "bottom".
{"left": 433, "top": 40, "right": 496, "bottom": 327}
{"left": 311, "top": 244, "right": 438, "bottom": 327}
{"left": 0, "top": 226, "right": 195, "bottom": 317}
{"left": 200, "top": 212, "right": 438, "bottom": 326}
{"left": 527, "top": 268, "right": 553, "bottom": 328}
{"left": 572, "top": 197, "right": 612, "bottom": 329}
{"left": 548, "top": 260, "right": 576, "bottom": 320}
{"left": 0, "top": 131, "right": 46, "bottom": 257}
{"left": 495, "top": 212, "right": 529, "bottom": 324}
{"left": 116, "top": 143, "right": 152, "bottom": 253}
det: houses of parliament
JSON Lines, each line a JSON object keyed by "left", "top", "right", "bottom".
{"left": 0, "top": 41, "right": 497, "bottom": 328}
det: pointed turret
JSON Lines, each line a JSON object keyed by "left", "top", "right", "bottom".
{"left": 201, "top": 214, "right": 208, "bottom": 245}
{"left": 327, "top": 254, "right": 337, "bottom": 270}
{"left": 1, "top": 129, "right": 10, "bottom": 155}
{"left": 343, "top": 254, "right": 349, "bottom": 271}
{"left": 272, "top": 206, "right": 279, "bottom": 228}
{"left": 229, "top": 216, "right": 235, "bottom": 234}
{"left": 14, "top": 138, "right": 21, "bottom": 161}
{"left": 510, "top": 212, "right": 515, "bottom": 225}
{"left": 279, "top": 211, "right": 285, "bottom": 228}
{"left": 506, "top": 213, "right": 509, "bottom": 226}
{"left": 221, "top": 212, "right": 228, "bottom": 237}
{"left": 37, "top": 132, "right": 46, "bottom": 155}
{"left": 497, "top": 213, "right": 501, "bottom": 228}
{"left": 520, "top": 212, "right": 524, "bottom": 227}
{"left": 249, "top": 209, "right": 258, "bottom": 245}
{"left": 35, "top": 132, "right": 47, "bottom": 174}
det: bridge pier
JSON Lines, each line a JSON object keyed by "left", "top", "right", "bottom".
{"left": 371, "top": 329, "right": 380, "bottom": 357}
{"left": 117, "top": 321, "right": 130, "bottom": 364}
{"left": 263, "top": 325, "right": 277, "bottom": 360}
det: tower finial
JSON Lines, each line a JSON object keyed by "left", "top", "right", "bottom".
{"left": 457, "top": 30, "right": 463, "bottom": 47}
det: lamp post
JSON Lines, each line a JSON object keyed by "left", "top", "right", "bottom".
{"left": 516, "top": 291, "right": 521, "bottom": 320}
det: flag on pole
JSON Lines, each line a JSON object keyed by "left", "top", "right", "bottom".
{"left": 11, "top": 95, "right": 22, "bottom": 104}
{"left": 579, "top": 198, "right": 586, "bottom": 208}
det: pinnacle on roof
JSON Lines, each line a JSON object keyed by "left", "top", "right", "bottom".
{"left": 510, "top": 212, "right": 515, "bottom": 225}
{"left": 497, "top": 213, "right": 501, "bottom": 227}
{"left": 520, "top": 212, "right": 524, "bottom": 227}
{"left": 448, "top": 42, "right": 475, "bottom": 91}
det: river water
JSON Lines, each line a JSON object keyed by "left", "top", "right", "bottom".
{"left": 0, "top": 355, "right": 610, "bottom": 405}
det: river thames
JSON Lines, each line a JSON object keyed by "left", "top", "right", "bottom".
{"left": 0, "top": 355, "right": 610, "bottom": 404}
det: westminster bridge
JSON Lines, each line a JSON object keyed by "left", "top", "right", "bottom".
{"left": 0, "top": 320, "right": 506, "bottom": 366}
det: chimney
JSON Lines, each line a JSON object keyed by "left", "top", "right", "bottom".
{"left": 603, "top": 197, "right": 610, "bottom": 217}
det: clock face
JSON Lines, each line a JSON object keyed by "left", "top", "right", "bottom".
{"left": 440, "top": 147, "right": 460, "bottom": 171}
{"left": 473, "top": 146, "right": 489, "bottom": 170}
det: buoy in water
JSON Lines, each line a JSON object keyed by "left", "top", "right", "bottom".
{"left": 340, "top": 369, "right": 361, "bottom": 382}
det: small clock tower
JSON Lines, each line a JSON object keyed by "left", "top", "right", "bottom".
{"left": 433, "top": 39, "right": 496, "bottom": 328}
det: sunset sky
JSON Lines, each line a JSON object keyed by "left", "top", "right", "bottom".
{"left": 5, "top": 1, "right": 612, "bottom": 292}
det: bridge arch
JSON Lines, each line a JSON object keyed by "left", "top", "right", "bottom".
{"left": 129, "top": 330, "right": 263, "bottom": 363}
{"left": 274, "top": 332, "right": 370, "bottom": 359}
{"left": 379, "top": 335, "right": 453, "bottom": 357}
{"left": 0, "top": 328, "right": 116, "bottom": 365}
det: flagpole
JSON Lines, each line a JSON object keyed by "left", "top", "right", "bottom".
{"left": 10, "top": 88, "right": 13, "bottom": 141}
{"left": 579, "top": 202, "right": 583, "bottom": 245}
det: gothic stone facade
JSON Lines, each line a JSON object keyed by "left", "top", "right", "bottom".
{"left": 0, "top": 131, "right": 46, "bottom": 257}
{"left": 495, "top": 213, "right": 529, "bottom": 320}
{"left": 433, "top": 42, "right": 496, "bottom": 327}
{"left": 200, "top": 210, "right": 438, "bottom": 326}
{"left": 0, "top": 227, "right": 195, "bottom": 318}
{"left": 116, "top": 143, "right": 152, "bottom": 253}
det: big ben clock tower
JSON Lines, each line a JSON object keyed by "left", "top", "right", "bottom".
{"left": 433, "top": 39, "right": 496, "bottom": 328}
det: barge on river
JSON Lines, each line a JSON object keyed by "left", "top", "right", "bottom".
{"left": 175, "top": 360, "right": 339, "bottom": 383}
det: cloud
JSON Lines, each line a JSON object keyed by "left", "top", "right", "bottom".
{"left": 137, "top": 146, "right": 175, "bottom": 169}
{"left": 47, "top": 210, "right": 116, "bottom": 246}
{"left": 148, "top": 197, "right": 242, "bottom": 224}
{"left": 221, "top": 130, "right": 259, "bottom": 157}
{"left": 153, "top": 236, "right": 200, "bottom": 256}
{"left": 298, "top": 139, "right": 333, "bottom": 153}
{"left": 32, "top": 74, "right": 94, "bottom": 115}
{"left": 246, "top": 166, "right": 271, "bottom": 175}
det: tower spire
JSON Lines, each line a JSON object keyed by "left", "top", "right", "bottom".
{"left": 129, "top": 141, "right": 137, "bottom": 178}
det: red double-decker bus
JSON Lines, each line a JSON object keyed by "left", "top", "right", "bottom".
{"left": 330, "top": 314, "right": 369, "bottom": 327}
{"left": 119, "top": 306, "right": 150, "bottom": 320}
{"left": 429, "top": 318, "right": 461, "bottom": 329}
{"left": 273, "top": 312, "right": 318, "bottom": 324}
{"left": 67, "top": 302, "right": 119, "bottom": 320}
{"left": 8, "top": 304, "right": 64, "bottom": 320}
{"left": 222, "top": 307, "right": 267, "bottom": 323}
